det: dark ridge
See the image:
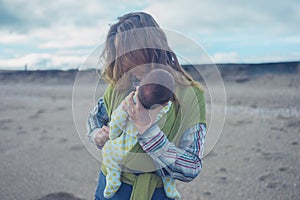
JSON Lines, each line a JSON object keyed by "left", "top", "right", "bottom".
{"left": 182, "top": 61, "right": 300, "bottom": 81}
{"left": 0, "top": 69, "right": 100, "bottom": 84}
{"left": 0, "top": 61, "right": 299, "bottom": 83}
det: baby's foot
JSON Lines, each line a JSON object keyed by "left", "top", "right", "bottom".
{"left": 103, "top": 172, "right": 121, "bottom": 198}
{"left": 163, "top": 177, "right": 181, "bottom": 199}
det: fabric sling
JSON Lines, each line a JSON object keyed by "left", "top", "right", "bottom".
{"left": 102, "top": 83, "right": 206, "bottom": 200}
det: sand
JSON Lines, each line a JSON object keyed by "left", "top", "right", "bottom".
{"left": 0, "top": 64, "right": 299, "bottom": 200}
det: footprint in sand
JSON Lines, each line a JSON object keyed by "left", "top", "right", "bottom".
{"left": 266, "top": 182, "right": 281, "bottom": 189}
{"left": 0, "top": 119, "right": 12, "bottom": 125}
{"left": 278, "top": 167, "right": 288, "bottom": 172}
{"left": 284, "top": 118, "right": 300, "bottom": 128}
{"left": 243, "top": 157, "right": 250, "bottom": 161}
{"left": 218, "top": 176, "right": 227, "bottom": 181}
{"left": 69, "top": 144, "right": 84, "bottom": 151}
{"left": 203, "top": 191, "right": 212, "bottom": 196}
{"left": 42, "top": 129, "right": 48, "bottom": 134}
{"left": 219, "top": 168, "right": 227, "bottom": 172}
{"left": 17, "top": 130, "right": 27, "bottom": 135}
{"left": 32, "top": 127, "right": 40, "bottom": 131}
{"left": 205, "top": 151, "right": 217, "bottom": 158}
{"left": 260, "top": 151, "right": 284, "bottom": 161}
{"left": 29, "top": 109, "right": 46, "bottom": 119}
{"left": 217, "top": 167, "right": 228, "bottom": 182}
{"left": 58, "top": 138, "right": 68, "bottom": 144}
{"left": 57, "top": 106, "right": 66, "bottom": 111}
{"left": 291, "top": 141, "right": 298, "bottom": 145}
{"left": 0, "top": 119, "right": 12, "bottom": 130}
{"left": 39, "top": 135, "right": 54, "bottom": 141}
{"left": 259, "top": 173, "right": 274, "bottom": 182}
{"left": 251, "top": 145, "right": 261, "bottom": 153}
{"left": 0, "top": 126, "right": 9, "bottom": 130}
{"left": 235, "top": 119, "right": 253, "bottom": 125}
{"left": 259, "top": 173, "right": 283, "bottom": 189}
{"left": 270, "top": 126, "right": 284, "bottom": 132}
{"left": 37, "top": 192, "right": 85, "bottom": 200}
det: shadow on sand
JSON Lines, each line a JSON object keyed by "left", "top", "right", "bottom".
{"left": 37, "top": 192, "right": 86, "bottom": 200}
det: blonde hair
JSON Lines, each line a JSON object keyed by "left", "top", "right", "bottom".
{"left": 100, "top": 12, "right": 203, "bottom": 91}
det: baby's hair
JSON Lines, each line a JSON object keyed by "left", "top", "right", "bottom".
{"left": 138, "top": 69, "right": 175, "bottom": 109}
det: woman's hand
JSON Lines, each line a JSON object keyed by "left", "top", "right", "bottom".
{"left": 94, "top": 126, "right": 109, "bottom": 148}
{"left": 123, "top": 91, "right": 163, "bottom": 135}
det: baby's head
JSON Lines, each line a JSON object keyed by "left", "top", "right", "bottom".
{"left": 137, "top": 69, "right": 175, "bottom": 109}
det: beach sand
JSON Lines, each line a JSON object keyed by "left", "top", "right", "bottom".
{"left": 0, "top": 65, "right": 299, "bottom": 200}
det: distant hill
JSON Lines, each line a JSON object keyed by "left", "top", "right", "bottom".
{"left": 183, "top": 61, "right": 300, "bottom": 82}
{"left": 0, "top": 61, "right": 299, "bottom": 84}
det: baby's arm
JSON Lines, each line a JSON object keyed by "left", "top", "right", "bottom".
{"left": 109, "top": 101, "right": 128, "bottom": 140}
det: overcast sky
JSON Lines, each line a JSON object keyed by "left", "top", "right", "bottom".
{"left": 0, "top": 0, "right": 299, "bottom": 70}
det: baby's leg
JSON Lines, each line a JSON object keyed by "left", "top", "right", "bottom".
{"left": 162, "top": 177, "right": 181, "bottom": 199}
{"left": 102, "top": 142, "right": 122, "bottom": 198}
{"left": 103, "top": 168, "right": 122, "bottom": 198}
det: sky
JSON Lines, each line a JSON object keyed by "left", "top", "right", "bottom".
{"left": 0, "top": 0, "right": 299, "bottom": 70}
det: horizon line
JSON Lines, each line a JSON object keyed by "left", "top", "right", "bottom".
{"left": 0, "top": 60, "right": 299, "bottom": 72}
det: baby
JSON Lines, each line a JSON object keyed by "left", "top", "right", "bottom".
{"left": 102, "top": 69, "right": 180, "bottom": 199}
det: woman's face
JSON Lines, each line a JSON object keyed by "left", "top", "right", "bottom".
{"left": 114, "top": 35, "right": 150, "bottom": 80}
{"left": 130, "top": 66, "right": 150, "bottom": 80}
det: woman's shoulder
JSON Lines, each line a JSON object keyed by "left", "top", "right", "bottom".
{"left": 176, "top": 84, "right": 204, "bottom": 98}
{"left": 191, "top": 82, "right": 205, "bottom": 94}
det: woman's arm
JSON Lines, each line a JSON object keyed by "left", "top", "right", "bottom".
{"left": 86, "top": 98, "right": 109, "bottom": 147}
{"left": 137, "top": 123, "right": 206, "bottom": 182}
{"left": 123, "top": 90, "right": 206, "bottom": 182}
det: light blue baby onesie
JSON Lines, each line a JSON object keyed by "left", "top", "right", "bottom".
{"left": 102, "top": 99, "right": 181, "bottom": 199}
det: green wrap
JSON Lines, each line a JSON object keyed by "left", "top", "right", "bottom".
{"left": 102, "top": 83, "right": 206, "bottom": 200}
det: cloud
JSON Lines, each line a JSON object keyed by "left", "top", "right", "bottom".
{"left": 0, "top": 31, "right": 28, "bottom": 44}
{"left": 0, "top": 53, "right": 85, "bottom": 70}
{"left": 36, "top": 25, "right": 107, "bottom": 49}
{"left": 210, "top": 51, "right": 300, "bottom": 64}
{"left": 2, "top": 0, "right": 299, "bottom": 38}
{"left": 0, "top": 0, "right": 110, "bottom": 32}
{"left": 0, "top": 0, "right": 299, "bottom": 70}
{"left": 210, "top": 52, "right": 239, "bottom": 63}
{"left": 0, "top": 0, "right": 154, "bottom": 33}
{"left": 145, "top": 0, "right": 300, "bottom": 35}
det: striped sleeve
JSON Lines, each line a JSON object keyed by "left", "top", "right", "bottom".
{"left": 137, "top": 123, "right": 206, "bottom": 182}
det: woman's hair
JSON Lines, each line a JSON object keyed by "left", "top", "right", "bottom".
{"left": 100, "top": 12, "right": 202, "bottom": 91}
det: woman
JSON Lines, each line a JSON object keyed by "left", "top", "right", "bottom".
{"left": 86, "top": 12, "right": 206, "bottom": 200}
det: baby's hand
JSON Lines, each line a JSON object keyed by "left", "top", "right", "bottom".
{"left": 123, "top": 91, "right": 162, "bottom": 135}
{"left": 94, "top": 126, "right": 109, "bottom": 148}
